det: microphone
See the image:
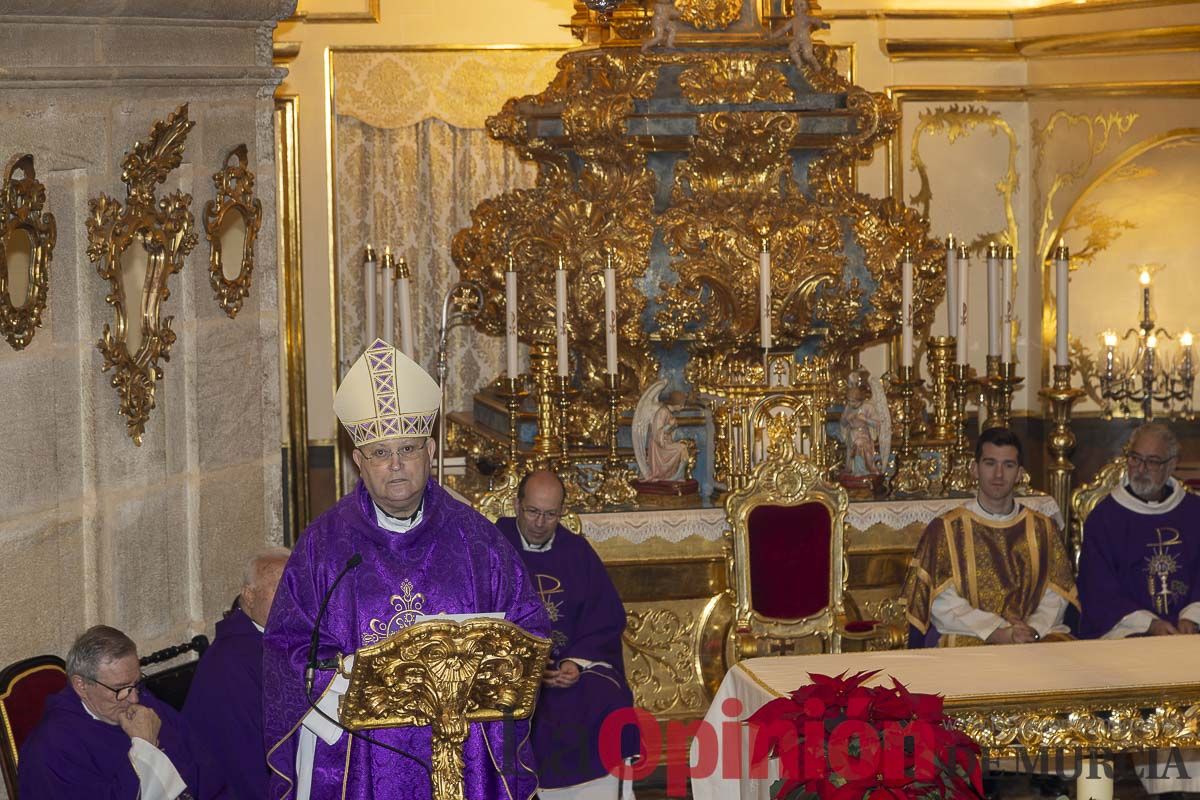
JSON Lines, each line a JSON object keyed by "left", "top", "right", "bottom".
{"left": 305, "top": 553, "right": 362, "bottom": 695}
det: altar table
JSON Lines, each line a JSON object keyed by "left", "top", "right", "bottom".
{"left": 692, "top": 637, "right": 1200, "bottom": 800}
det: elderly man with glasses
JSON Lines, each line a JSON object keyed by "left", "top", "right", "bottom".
{"left": 495, "top": 470, "right": 639, "bottom": 799}
{"left": 1078, "top": 424, "right": 1200, "bottom": 795}
{"left": 263, "top": 339, "right": 548, "bottom": 800}
{"left": 19, "top": 625, "right": 221, "bottom": 799}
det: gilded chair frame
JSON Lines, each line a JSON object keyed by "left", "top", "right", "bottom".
{"left": 723, "top": 414, "right": 851, "bottom": 661}
{"left": 475, "top": 471, "right": 583, "bottom": 535}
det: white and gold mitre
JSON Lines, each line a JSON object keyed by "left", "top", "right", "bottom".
{"left": 334, "top": 338, "right": 440, "bottom": 447}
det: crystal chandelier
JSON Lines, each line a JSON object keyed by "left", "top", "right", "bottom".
{"left": 1099, "top": 266, "right": 1195, "bottom": 420}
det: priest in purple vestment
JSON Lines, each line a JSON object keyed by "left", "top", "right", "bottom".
{"left": 184, "top": 547, "right": 290, "bottom": 800}
{"left": 496, "top": 470, "right": 639, "bottom": 799}
{"left": 20, "top": 625, "right": 223, "bottom": 799}
{"left": 263, "top": 339, "right": 549, "bottom": 800}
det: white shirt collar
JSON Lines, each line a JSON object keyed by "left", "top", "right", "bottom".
{"left": 519, "top": 530, "right": 555, "bottom": 552}
{"left": 1112, "top": 476, "right": 1185, "bottom": 515}
{"left": 374, "top": 500, "right": 423, "bottom": 533}
{"left": 967, "top": 497, "right": 1022, "bottom": 523}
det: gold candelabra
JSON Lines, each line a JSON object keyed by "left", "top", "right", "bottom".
{"left": 926, "top": 336, "right": 956, "bottom": 444}
{"left": 889, "top": 365, "right": 932, "bottom": 496}
{"left": 944, "top": 363, "right": 976, "bottom": 493}
{"left": 499, "top": 376, "right": 527, "bottom": 469}
{"left": 552, "top": 374, "right": 598, "bottom": 511}
{"left": 981, "top": 354, "right": 1002, "bottom": 430}
{"left": 594, "top": 373, "right": 638, "bottom": 508}
{"left": 983, "top": 361, "right": 1023, "bottom": 431}
{"left": 1040, "top": 363, "right": 1085, "bottom": 539}
{"left": 530, "top": 340, "right": 560, "bottom": 461}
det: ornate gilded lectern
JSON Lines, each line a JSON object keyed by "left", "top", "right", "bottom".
{"left": 339, "top": 618, "right": 551, "bottom": 800}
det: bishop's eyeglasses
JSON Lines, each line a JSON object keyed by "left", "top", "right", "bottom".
{"left": 360, "top": 440, "right": 428, "bottom": 463}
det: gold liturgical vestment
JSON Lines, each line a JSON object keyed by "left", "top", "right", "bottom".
{"left": 903, "top": 506, "right": 1079, "bottom": 647}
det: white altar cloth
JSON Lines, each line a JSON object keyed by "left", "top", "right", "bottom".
{"left": 692, "top": 637, "right": 1200, "bottom": 800}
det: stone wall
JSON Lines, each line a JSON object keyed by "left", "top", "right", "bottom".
{"left": 0, "top": 0, "right": 294, "bottom": 707}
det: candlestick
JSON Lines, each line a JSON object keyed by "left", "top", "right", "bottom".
{"left": 1039, "top": 364, "right": 1085, "bottom": 556}
{"left": 500, "top": 375, "right": 527, "bottom": 467}
{"left": 553, "top": 374, "right": 599, "bottom": 511}
{"left": 1053, "top": 241, "right": 1070, "bottom": 367}
{"left": 759, "top": 239, "right": 772, "bottom": 350}
{"left": 946, "top": 234, "right": 958, "bottom": 338}
{"left": 901, "top": 250, "right": 914, "bottom": 368}
{"left": 1140, "top": 268, "right": 1152, "bottom": 326}
{"left": 505, "top": 255, "right": 519, "bottom": 378}
{"left": 530, "top": 338, "right": 559, "bottom": 460}
{"left": 926, "top": 335, "right": 956, "bottom": 446}
{"left": 555, "top": 255, "right": 569, "bottom": 377}
{"left": 981, "top": 354, "right": 1002, "bottom": 431}
{"left": 956, "top": 244, "right": 970, "bottom": 364}
{"left": 986, "top": 242, "right": 1000, "bottom": 358}
{"left": 604, "top": 251, "right": 618, "bottom": 375}
{"left": 944, "top": 363, "right": 976, "bottom": 493}
{"left": 594, "top": 373, "right": 638, "bottom": 508}
{"left": 889, "top": 365, "right": 931, "bottom": 497}
{"left": 381, "top": 247, "right": 396, "bottom": 346}
{"left": 363, "top": 245, "right": 377, "bottom": 343}
{"left": 1001, "top": 243, "right": 1014, "bottom": 364}
{"left": 396, "top": 256, "right": 414, "bottom": 359}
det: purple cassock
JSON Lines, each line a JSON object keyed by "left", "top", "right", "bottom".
{"left": 496, "top": 517, "right": 639, "bottom": 790}
{"left": 263, "top": 479, "right": 550, "bottom": 800}
{"left": 1078, "top": 485, "right": 1200, "bottom": 639}
{"left": 183, "top": 605, "right": 267, "bottom": 800}
{"left": 19, "top": 685, "right": 220, "bottom": 799}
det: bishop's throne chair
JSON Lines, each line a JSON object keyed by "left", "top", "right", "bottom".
{"left": 723, "top": 414, "right": 901, "bottom": 663}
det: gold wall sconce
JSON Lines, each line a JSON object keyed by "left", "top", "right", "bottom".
{"left": 0, "top": 154, "right": 57, "bottom": 351}
{"left": 204, "top": 144, "right": 262, "bottom": 318}
{"left": 87, "top": 104, "right": 197, "bottom": 446}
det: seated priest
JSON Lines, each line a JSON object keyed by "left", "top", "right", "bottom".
{"left": 903, "top": 427, "right": 1079, "bottom": 647}
{"left": 1078, "top": 423, "right": 1199, "bottom": 797}
{"left": 19, "top": 625, "right": 223, "bottom": 799}
{"left": 495, "top": 470, "right": 639, "bottom": 799}
{"left": 183, "top": 546, "right": 290, "bottom": 799}
{"left": 263, "top": 338, "right": 550, "bottom": 800}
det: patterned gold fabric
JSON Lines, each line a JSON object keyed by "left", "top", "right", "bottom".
{"left": 903, "top": 507, "right": 1079, "bottom": 647}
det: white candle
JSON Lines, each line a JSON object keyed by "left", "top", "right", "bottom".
{"left": 1076, "top": 758, "right": 1113, "bottom": 800}
{"left": 901, "top": 252, "right": 914, "bottom": 368}
{"left": 956, "top": 245, "right": 970, "bottom": 364}
{"left": 1001, "top": 244, "right": 1014, "bottom": 363}
{"left": 759, "top": 241, "right": 772, "bottom": 350}
{"left": 381, "top": 248, "right": 396, "bottom": 346}
{"left": 555, "top": 255, "right": 569, "bottom": 377}
{"left": 604, "top": 252, "right": 618, "bottom": 375}
{"left": 397, "top": 258, "right": 415, "bottom": 359}
{"left": 986, "top": 243, "right": 1000, "bottom": 358}
{"left": 505, "top": 257, "right": 519, "bottom": 379}
{"left": 946, "top": 234, "right": 958, "bottom": 338}
{"left": 1054, "top": 241, "right": 1069, "bottom": 367}
{"left": 363, "top": 245, "right": 377, "bottom": 343}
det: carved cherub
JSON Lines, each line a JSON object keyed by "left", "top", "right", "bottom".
{"left": 642, "top": 0, "right": 682, "bottom": 52}
{"left": 768, "top": 0, "right": 830, "bottom": 71}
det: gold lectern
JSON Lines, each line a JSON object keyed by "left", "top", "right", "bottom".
{"left": 339, "top": 618, "right": 551, "bottom": 800}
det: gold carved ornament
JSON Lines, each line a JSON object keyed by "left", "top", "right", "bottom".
{"left": 204, "top": 144, "right": 263, "bottom": 318}
{"left": 676, "top": 0, "right": 741, "bottom": 30}
{"left": 0, "top": 154, "right": 56, "bottom": 351}
{"left": 87, "top": 104, "right": 197, "bottom": 446}
{"left": 339, "top": 618, "right": 551, "bottom": 800}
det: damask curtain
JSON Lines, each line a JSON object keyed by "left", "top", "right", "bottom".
{"left": 332, "top": 49, "right": 565, "bottom": 413}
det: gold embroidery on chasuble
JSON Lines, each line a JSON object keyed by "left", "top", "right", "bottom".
{"left": 535, "top": 574, "right": 564, "bottom": 623}
{"left": 361, "top": 578, "right": 425, "bottom": 645}
{"left": 1145, "top": 527, "right": 1187, "bottom": 616}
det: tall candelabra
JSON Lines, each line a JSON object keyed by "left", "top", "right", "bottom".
{"left": 980, "top": 355, "right": 1002, "bottom": 430}
{"left": 529, "top": 339, "right": 560, "bottom": 461}
{"left": 499, "top": 376, "right": 527, "bottom": 469}
{"left": 889, "top": 365, "right": 932, "bottom": 496}
{"left": 435, "top": 281, "right": 483, "bottom": 483}
{"left": 1040, "top": 364, "right": 1085, "bottom": 544}
{"left": 594, "top": 374, "right": 638, "bottom": 507}
{"left": 981, "top": 359, "right": 1021, "bottom": 431}
{"left": 552, "top": 375, "right": 597, "bottom": 510}
{"left": 944, "top": 363, "right": 976, "bottom": 493}
{"left": 926, "top": 336, "right": 956, "bottom": 444}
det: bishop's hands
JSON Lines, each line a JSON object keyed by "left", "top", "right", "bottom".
{"left": 542, "top": 659, "right": 581, "bottom": 689}
{"left": 987, "top": 619, "right": 1040, "bottom": 644}
{"left": 118, "top": 703, "right": 162, "bottom": 748}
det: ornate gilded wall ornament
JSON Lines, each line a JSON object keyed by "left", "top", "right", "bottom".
{"left": 87, "top": 105, "right": 197, "bottom": 445}
{"left": 0, "top": 154, "right": 56, "bottom": 351}
{"left": 204, "top": 144, "right": 263, "bottom": 318}
{"left": 676, "top": 0, "right": 741, "bottom": 30}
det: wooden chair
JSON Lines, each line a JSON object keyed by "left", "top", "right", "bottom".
{"left": 475, "top": 470, "right": 583, "bottom": 535}
{"left": 723, "top": 413, "right": 901, "bottom": 662}
{"left": 140, "top": 634, "right": 209, "bottom": 712}
{"left": 0, "top": 655, "right": 67, "bottom": 798}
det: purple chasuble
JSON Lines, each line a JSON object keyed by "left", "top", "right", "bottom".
{"left": 184, "top": 606, "right": 267, "bottom": 800}
{"left": 19, "top": 685, "right": 220, "bottom": 799}
{"left": 1078, "top": 488, "right": 1200, "bottom": 638}
{"left": 496, "top": 517, "right": 638, "bottom": 789}
{"left": 263, "top": 480, "right": 549, "bottom": 800}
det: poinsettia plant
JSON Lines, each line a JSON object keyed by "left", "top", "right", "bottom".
{"left": 746, "top": 670, "right": 984, "bottom": 800}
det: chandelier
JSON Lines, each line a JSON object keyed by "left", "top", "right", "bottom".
{"left": 1099, "top": 266, "right": 1195, "bottom": 420}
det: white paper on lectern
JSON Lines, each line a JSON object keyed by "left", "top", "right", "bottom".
{"left": 411, "top": 612, "right": 506, "bottom": 623}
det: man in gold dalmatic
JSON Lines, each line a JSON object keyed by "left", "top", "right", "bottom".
{"left": 904, "top": 428, "right": 1079, "bottom": 647}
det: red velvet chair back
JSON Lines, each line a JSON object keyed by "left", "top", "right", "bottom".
{"left": 747, "top": 502, "right": 833, "bottom": 619}
{"left": 0, "top": 655, "right": 67, "bottom": 798}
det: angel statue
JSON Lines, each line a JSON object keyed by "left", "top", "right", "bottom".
{"left": 767, "top": 0, "right": 830, "bottom": 71}
{"left": 632, "top": 379, "right": 697, "bottom": 491}
{"left": 838, "top": 368, "right": 890, "bottom": 492}
{"left": 641, "top": 0, "right": 681, "bottom": 52}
